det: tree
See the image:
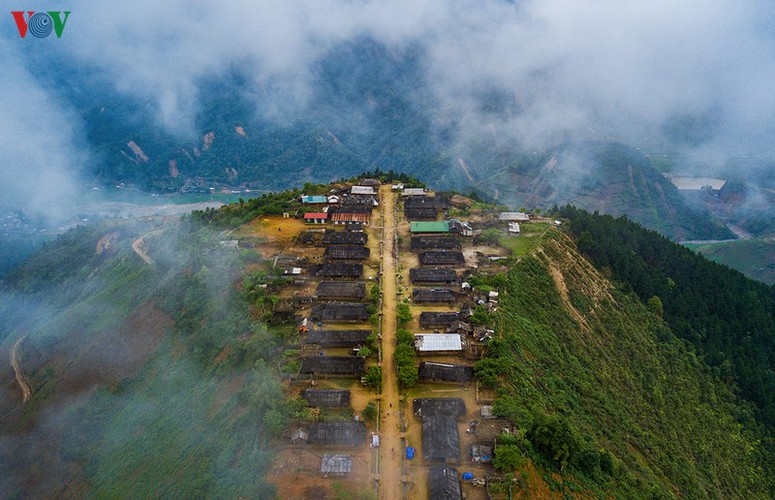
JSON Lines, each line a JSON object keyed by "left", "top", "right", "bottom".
{"left": 263, "top": 408, "right": 287, "bottom": 436}
{"left": 396, "top": 328, "right": 414, "bottom": 346}
{"left": 397, "top": 364, "right": 419, "bottom": 388}
{"left": 362, "top": 401, "right": 378, "bottom": 422}
{"left": 528, "top": 410, "right": 580, "bottom": 470}
{"left": 364, "top": 366, "right": 382, "bottom": 388}
{"left": 396, "top": 303, "right": 412, "bottom": 325}
{"left": 480, "top": 228, "right": 502, "bottom": 245}
{"left": 493, "top": 444, "right": 525, "bottom": 471}
{"left": 647, "top": 295, "right": 664, "bottom": 319}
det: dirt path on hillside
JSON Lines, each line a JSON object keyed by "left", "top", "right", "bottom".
{"left": 131, "top": 230, "right": 162, "bottom": 265}
{"left": 10, "top": 334, "right": 31, "bottom": 404}
{"left": 379, "top": 185, "right": 403, "bottom": 499}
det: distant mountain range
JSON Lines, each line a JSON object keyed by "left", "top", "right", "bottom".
{"left": 36, "top": 37, "right": 771, "bottom": 243}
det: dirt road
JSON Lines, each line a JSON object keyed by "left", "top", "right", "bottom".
{"left": 10, "top": 334, "right": 31, "bottom": 404}
{"left": 131, "top": 229, "right": 162, "bottom": 265}
{"left": 379, "top": 185, "right": 403, "bottom": 499}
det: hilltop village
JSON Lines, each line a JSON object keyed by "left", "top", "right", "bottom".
{"left": 223, "top": 177, "right": 556, "bottom": 499}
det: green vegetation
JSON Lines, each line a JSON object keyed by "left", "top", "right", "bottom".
{"left": 393, "top": 329, "right": 419, "bottom": 388}
{"left": 363, "top": 366, "right": 382, "bottom": 388}
{"left": 558, "top": 206, "right": 775, "bottom": 437}
{"left": 477, "top": 230, "right": 768, "bottom": 496}
{"left": 2, "top": 219, "right": 289, "bottom": 497}
{"left": 396, "top": 302, "right": 412, "bottom": 325}
{"left": 685, "top": 237, "right": 775, "bottom": 285}
{"left": 362, "top": 401, "right": 378, "bottom": 422}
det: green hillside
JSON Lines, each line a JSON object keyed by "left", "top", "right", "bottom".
{"left": 2, "top": 183, "right": 773, "bottom": 497}
{"left": 0, "top": 218, "right": 286, "bottom": 497}
{"left": 477, "top": 229, "right": 769, "bottom": 496}
{"left": 685, "top": 237, "right": 775, "bottom": 285}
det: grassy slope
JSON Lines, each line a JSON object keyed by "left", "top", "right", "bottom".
{"left": 685, "top": 238, "right": 775, "bottom": 285}
{"left": 0, "top": 220, "right": 284, "bottom": 497}
{"left": 483, "top": 231, "right": 765, "bottom": 497}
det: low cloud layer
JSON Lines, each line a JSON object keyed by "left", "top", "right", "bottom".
{"left": 0, "top": 38, "right": 87, "bottom": 225}
{"left": 4, "top": 0, "right": 775, "bottom": 200}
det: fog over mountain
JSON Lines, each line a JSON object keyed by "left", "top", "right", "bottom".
{"left": 4, "top": 1, "right": 775, "bottom": 218}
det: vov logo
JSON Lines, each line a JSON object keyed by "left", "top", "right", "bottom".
{"left": 11, "top": 11, "right": 71, "bottom": 38}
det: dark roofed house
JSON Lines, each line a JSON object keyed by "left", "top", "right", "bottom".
{"left": 324, "top": 245, "right": 370, "bottom": 260}
{"left": 345, "top": 222, "right": 364, "bottom": 232}
{"left": 413, "top": 288, "right": 456, "bottom": 304}
{"left": 411, "top": 236, "right": 460, "bottom": 250}
{"left": 420, "top": 311, "right": 461, "bottom": 328}
{"left": 323, "top": 230, "right": 368, "bottom": 245}
{"left": 429, "top": 465, "right": 462, "bottom": 499}
{"left": 309, "top": 421, "right": 367, "bottom": 446}
{"left": 302, "top": 389, "right": 351, "bottom": 408}
{"left": 405, "top": 195, "right": 451, "bottom": 209}
{"left": 316, "top": 281, "right": 366, "bottom": 300}
{"left": 419, "top": 362, "right": 474, "bottom": 383}
{"left": 419, "top": 251, "right": 465, "bottom": 266}
{"left": 304, "top": 329, "right": 371, "bottom": 347}
{"left": 311, "top": 302, "right": 370, "bottom": 322}
{"left": 300, "top": 356, "right": 365, "bottom": 375}
{"left": 413, "top": 398, "right": 467, "bottom": 418}
{"left": 404, "top": 207, "right": 438, "bottom": 221}
{"left": 410, "top": 267, "right": 458, "bottom": 285}
{"left": 331, "top": 204, "right": 372, "bottom": 214}
{"left": 421, "top": 414, "right": 461, "bottom": 463}
{"left": 321, "top": 454, "right": 352, "bottom": 476}
{"left": 311, "top": 263, "right": 363, "bottom": 278}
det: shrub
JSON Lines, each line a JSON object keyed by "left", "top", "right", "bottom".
{"left": 396, "top": 303, "right": 412, "bottom": 325}
{"left": 493, "top": 444, "right": 525, "bottom": 471}
{"left": 362, "top": 401, "right": 378, "bottom": 422}
{"left": 363, "top": 366, "right": 382, "bottom": 388}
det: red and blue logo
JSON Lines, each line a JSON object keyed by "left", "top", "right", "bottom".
{"left": 11, "top": 11, "right": 70, "bottom": 38}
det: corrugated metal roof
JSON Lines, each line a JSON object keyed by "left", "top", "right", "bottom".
{"left": 304, "top": 212, "right": 328, "bottom": 219}
{"left": 414, "top": 334, "right": 462, "bottom": 351}
{"left": 350, "top": 186, "right": 376, "bottom": 195}
{"left": 410, "top": 221, "right": 450, "bottom": 233}
{"left": 302, "top": 195, "right": 328, "bottom": 203}
{"left": 321, "top": 454, "right": 352, "bottom": 474}
{"left": 402, "top": 187, "right": 426, "bottom": 196}
{"left": 499, "top": 212, "right": 529, "bottom": 221}
{"left": 331, "top": 213, "right": 370, "bottom": 223}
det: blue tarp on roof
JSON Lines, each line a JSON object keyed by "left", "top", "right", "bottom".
{"left": 406, "top": 446, "right": 416, "bottom": 460}
{"left": 302, "top": 195, "right": 328, "bottom": 203}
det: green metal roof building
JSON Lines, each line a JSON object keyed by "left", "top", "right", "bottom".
{"left": 410, "top": 221, "right": 450, "bottom": 233}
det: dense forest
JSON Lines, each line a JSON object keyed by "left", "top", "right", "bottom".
{"left": 475, "top": 229, "right": 769, "bottom": 496}
{"left": 555, "top": 205, "right": 775, "bottom": 490}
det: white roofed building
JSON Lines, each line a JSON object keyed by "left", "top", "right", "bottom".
{"left": 499, "top": 212, "right": 529, "bottom": 221}
{"left": 414, "top": 334, "right": 463, "bottom": 353}
{"left": 351, "top": 186, "right": 376, "bottom": 196}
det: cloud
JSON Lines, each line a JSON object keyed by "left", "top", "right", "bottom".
{"left": 0, "top": 38, "right": 88, "bottom": 225}
{"left": 9, "top": 0, "right": 775, "bottom": 170}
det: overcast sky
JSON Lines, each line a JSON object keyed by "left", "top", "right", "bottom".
{"left": 3, "top": 0, "right": 775, "bottom": 220}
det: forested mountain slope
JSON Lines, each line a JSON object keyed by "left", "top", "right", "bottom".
{"left": 477, "top": 223, "right": 770, "bottom": 497}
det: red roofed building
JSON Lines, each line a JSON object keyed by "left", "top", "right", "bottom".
{"left": 331, "top": 212, "right": 370, "bottom": 226}
{"left": 304, "top": 212, "right": 328, "bottom": 224}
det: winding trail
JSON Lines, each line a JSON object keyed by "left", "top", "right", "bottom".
{"left": 378, "top": 185, "right": 402, "bottom": 499}
{"left": 10, "top": 335, "right": 31, "bottom": 404}
{"left": 131, "top": 229, "right": 162, "bottom": 265}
